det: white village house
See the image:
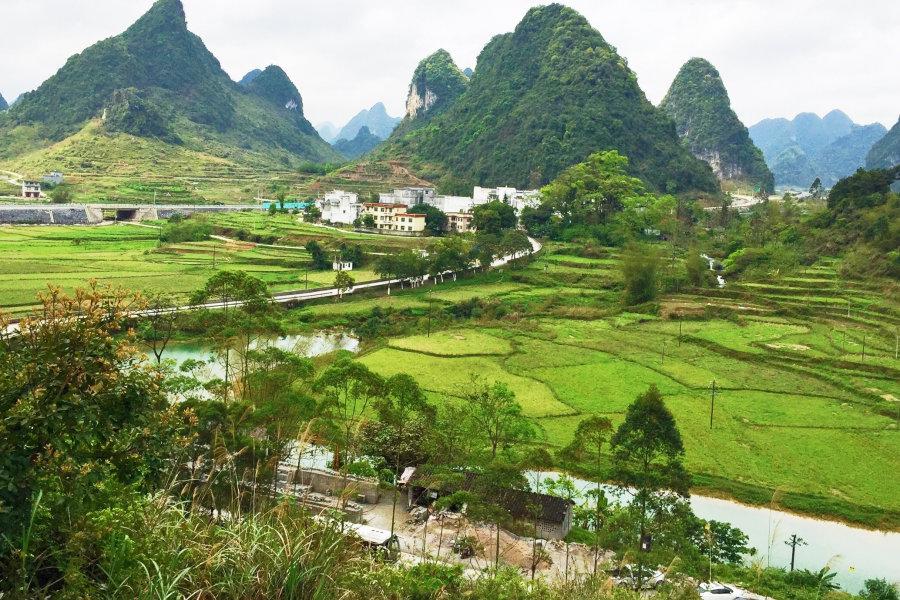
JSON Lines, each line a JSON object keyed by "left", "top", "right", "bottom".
{"left": 316, "top": 190, "right": 362, "bottom": 225}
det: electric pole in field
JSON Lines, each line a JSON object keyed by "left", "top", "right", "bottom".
{"left": 679, "top": 316, "right": 683, "bottom": 347}
{"left": 427, "top": 291, "right": 433, "bottom": 337}
{"left": 661, "top": 340, "right": 666, "bottom": 365}
{"left": 784, "top": 534, "right": 807, "bottom": 572}
{"left": 710, "top": 380, "right": 717, "bottom": 429}
{"left": 862, "top": 333, "right": 867, "bottom": 362}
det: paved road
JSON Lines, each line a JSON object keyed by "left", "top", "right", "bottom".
{"left": 2, "top": 236, "right": 542, "bottom": 334}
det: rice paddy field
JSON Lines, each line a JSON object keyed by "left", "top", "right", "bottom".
{"left": 3, "top": 214, "right": 900, "bottom": 528}
{"left": 0, "top": 213, "right": 415, "bottom": 317}
{"left": 341, "top": 246, "right": 900, "bottom": 529}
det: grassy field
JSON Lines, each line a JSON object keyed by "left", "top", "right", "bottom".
{"left": 0, "top": 213, "right": 415, "bottom": 316}
{"left": 5, "top": 214, "right": 900, "bottom": 527}
{"left": 340, "top": 244, "right": 900, "bottom": 528}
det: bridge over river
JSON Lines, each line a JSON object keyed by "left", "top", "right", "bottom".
{"left": 0, "top": 204, "right": 263, "bottom": 225}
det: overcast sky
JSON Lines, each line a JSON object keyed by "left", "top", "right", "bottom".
{"left": 3, "top": 0, "right": 898, "bottom": 131}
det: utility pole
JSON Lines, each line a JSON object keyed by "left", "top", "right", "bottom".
{"left": 862, "top": 333, "right": 867, "bottom": 362}
{"left": 213, "top": 245, "right": 217, "bottom": 269}
{"left": 784, "top": 534, "right": 807, "bottom": 572}
{"left": 661, "top": 340, "right": 666, "bottom": 365}
{"left": 305, "top": 269, "right": 309, "bottom": 290}
{"left": 427, "top": 291, "right": 433, "bottom": 337}
{"left": 679, "top": 316, "right": 683, "bottom": 347}
{"left": 710, "top": 380, "right": 717, "bottom": 429}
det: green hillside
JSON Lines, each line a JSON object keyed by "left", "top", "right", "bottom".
{"left": 382, "top": 5, "right": 719, "bottom": 195}
{"left": 0, "top": 0, "right": 339, "bottom": 165}
{"left": 660, "top": 58, "right": 773, "bottom": 193}
{"left": 388, "top": 49, "right": 469, "bottom": 140}
{"left": 867, "top": 117, "right": 900, "bottom": 169}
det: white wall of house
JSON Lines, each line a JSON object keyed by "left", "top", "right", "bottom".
{"left": 317, "top": 190, "right": 361, "bottom": 225}
{"left": 426, "top": 195, "right": 474, "bottom": 214}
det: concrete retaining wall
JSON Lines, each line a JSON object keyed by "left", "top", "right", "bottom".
{"left": 0, "top": 207, "right": 102, "bottom": 225}
{"left": 292, "top": 468, "right": 381, "bottom": 504}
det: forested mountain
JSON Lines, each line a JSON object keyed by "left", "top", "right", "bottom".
{"left": 867, "top": 117, "right": 900, "bottom": 169}
{"left": 660, "top": 58, "right": 773, "bottom": 192}
{"left": 750, "top": 110, "right": 853, "bottom": 160}
{"left": 748, "top": 111, "right": 884, "bottom": 187}
{"left": 0, "top": 94, "right": 7, "bottom": 112}
{"left": 381, "top": 5, "right": 718, "bottom": 194}
{"left": 814, "top": 123, "right": 888, "bottom": 182}
{"left": 0, "top": 0, "right": 339, "bottom": 164}
{"left": 333, "top": 126, "right": 381, "bottom": 159}
{"left": 334, "top": 102, "right": 401, "bottom": 142}
{"left": 387, "top": 49, "right": 469, "bottom": 141}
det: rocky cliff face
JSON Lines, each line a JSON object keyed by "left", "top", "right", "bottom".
{"left": 661, "top": 58, "right": 773, "bottom": 191}
{"left": 402, "top": 49, "right": 468, "bottom": 123}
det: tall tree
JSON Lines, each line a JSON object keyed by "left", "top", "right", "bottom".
{"left": 560, "top": 415, "right": 613, "bottom": 573}
{"left": 620, "top": 243, "right": 661, "bottom": 305}
{"left": 541, "top": 151, "right": 645, "bottom": 226}
{"left": 313, "top": 359, "right": 384, "bottom": 468}
{"left": 375, "top": 374, "right": 435, "bottom": 542}
{"left": 611, "top": 384, "right": 691, "bottom": 584}
{"left": 139, "top": 291, "right": 182, "bottom": 364}
{"left": 472, "top": 201, "right": 517, "bottom": 235}
{"left": 462, "top": 376, "right": 534, "bottom": 459}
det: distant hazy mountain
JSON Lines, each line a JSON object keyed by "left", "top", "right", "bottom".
{"left": 334, "top": 102, "right": 401, "bottom": 142}
{"left": 0, "top": 94, "right": 7, "bottom": 112}
{"left": 815, "top": 123, "right": 887, "bottom": 181}
{"left": 11, "top": 94, "right": 24, "bottom": 106}
{"left": 333, "top": 126, "right": 381, "bottom": 159}
{"left": 750, "top": 110, "right": 853, "bottom": 160}
{"left": 315, "top": 122, "right": 339, "bottom": 143}
{"left": 463, "top": 68, "right": 473, "bottom": 79}
{"left": 867, "top": 117, "right": 900, "bottom": 169}
{"left": 661, "top": 58, "right": 773, "bottom": 192}
{"left": 749, "top": 111, "right": 885, "bottom": 187}
{"left": 380, "top": 7, "right": 718, "bottom": 194}
{"left": 0, "top": 0, "right": 339, "bottom": 164}
{"left": 238, "top": 69, "right": 263, "bottom": 86}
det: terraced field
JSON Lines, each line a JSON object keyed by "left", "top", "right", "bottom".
{"left": 351, "top": 246, "right": 900, "bottom": 528}
{"left": 0, "top": 214, "right": 398, "bottom": 316}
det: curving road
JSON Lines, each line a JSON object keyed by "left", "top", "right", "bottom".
{"left": 2, "top": 236, "right": 542, "bottom": 334}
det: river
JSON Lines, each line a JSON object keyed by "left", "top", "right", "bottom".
{"left": 159, "top": 332, "right": 360, "bottom": 380}
{"left": 527, "top": 473, "right": 898, "bottom": 591}
{"left": 156, "top": 334, "right": 897, "bottom": 589}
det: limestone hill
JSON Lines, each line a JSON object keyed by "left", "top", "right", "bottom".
{"left": 660, "top": 58, "right": 773, "bottom": 193}
{"left": 0, "top": 0, "right": 339, "bottom": 166}
{"left": 381, "top": 5, "right": 718, "bottom": 195}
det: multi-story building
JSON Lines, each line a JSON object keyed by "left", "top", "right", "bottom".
{"left": 317, "top": 190, "right": 361, "bottom": 225}
{"left": 378, "top": 187, "right": 435, "bottom": 207}
{"left": 362, "top": 203, "right": 427, "bottom": 234}
{"left": 445, "top": 212, "right": 474, "bottom": 233}
{"left": 473, "top": 186, "right": 541, "bottom": 212}
{"left": 22, "top": 181, "right": 41, "bottom": 199}
{"left": 426, "top": 195, "right": 475, "bottom": 214}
